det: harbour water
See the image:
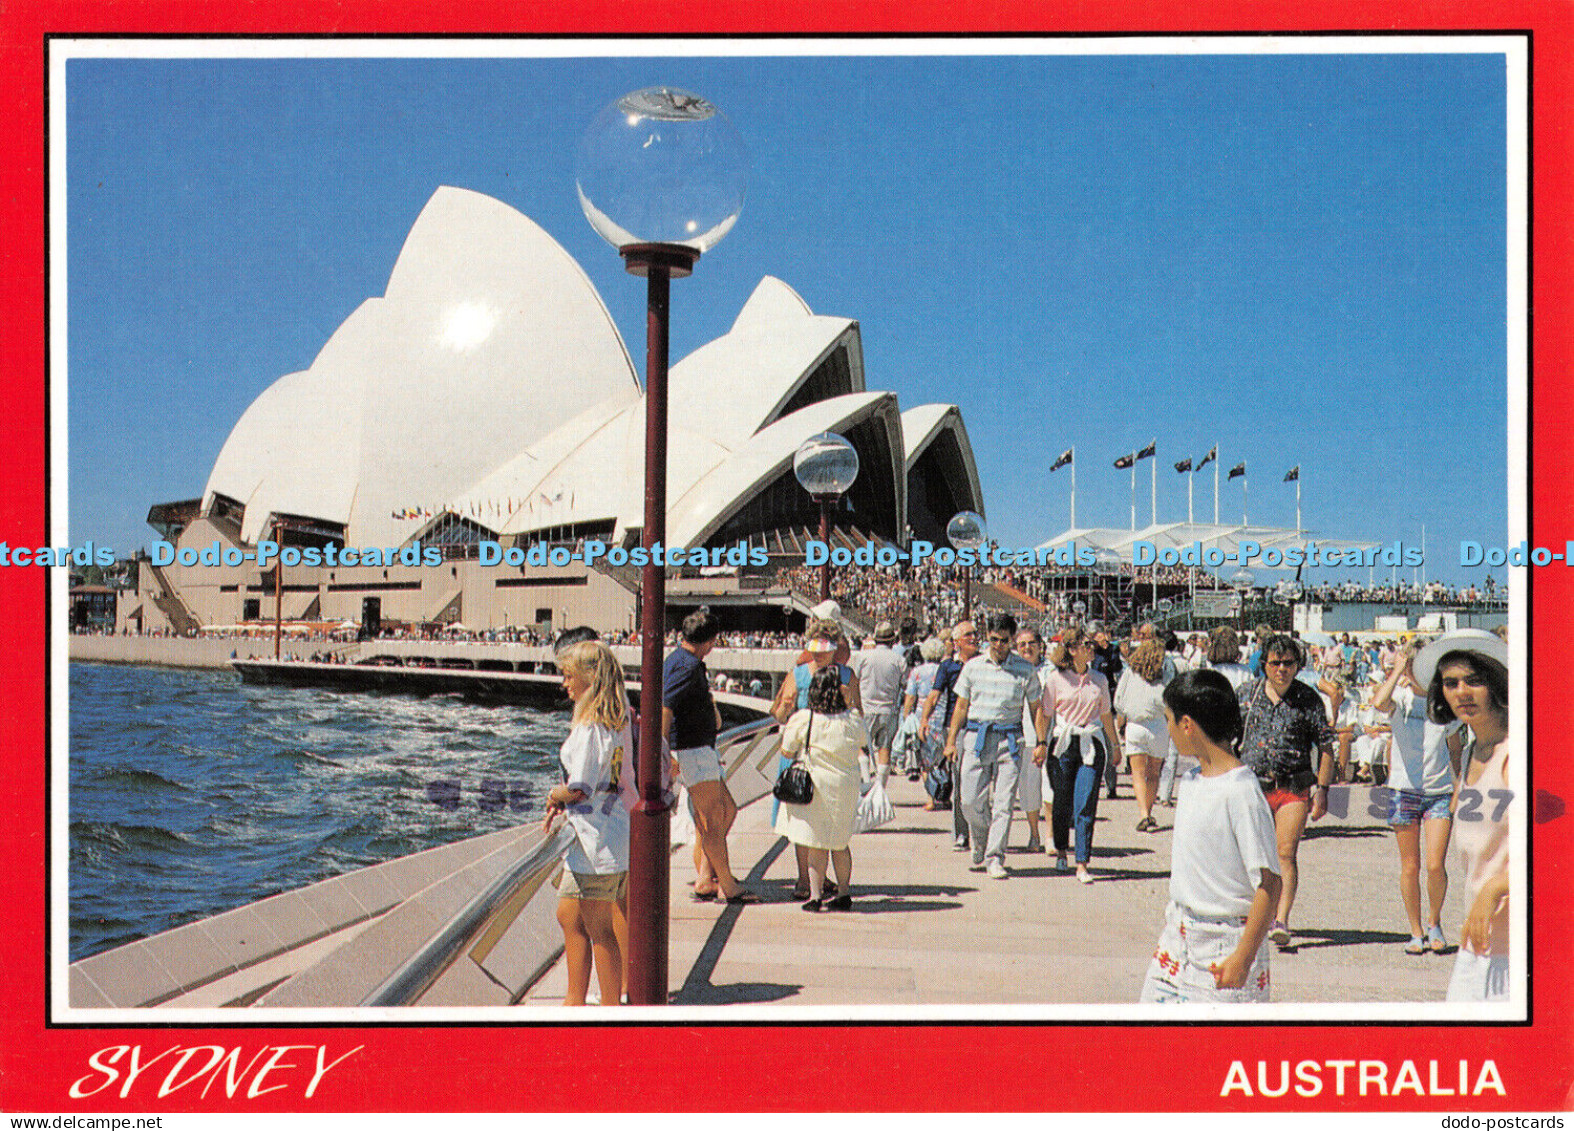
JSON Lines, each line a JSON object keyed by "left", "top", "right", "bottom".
{"left": 68, "top": 662, "right": 569, "bottom": 962}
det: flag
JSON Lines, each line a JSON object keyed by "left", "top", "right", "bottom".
{"left": 1174, "top": 458, "right": 1192, "bottom": 473}
{"left": 1114, "top": 452, "right": 1135, "bottom": 470}
{"left": 1136, "top": 439, "right": 1156, "bottom": 460}
{"left": 1050, "top": 449, "right": 1073, "bottom": 472}
{"left": 1284, "top": 466, "right": 1300, "bottom": 482}
{"left": 1197, "top": 446, "right": 1217, "bottom": 469}
{"left": 1228, "top": 462, "right": 1246, "bottom": 480}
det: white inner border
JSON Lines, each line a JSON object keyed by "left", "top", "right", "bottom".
{"left": 48, "top": 34, "right": 1530, "bottom": 1025}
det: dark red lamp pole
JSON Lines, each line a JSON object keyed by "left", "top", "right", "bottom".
{"left": 621, "top": 241, "right": 699, "bottom": 1007}
{"left": 816, "top": 495, "right": 833, "bottom": 602}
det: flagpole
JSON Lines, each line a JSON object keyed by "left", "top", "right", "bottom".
{"left": 1150, "top": 451, "right": 1157, "bottom": 527}
{"left": 1243, "top": 475, "right": 1249, "bottom": 525}
{"left": 1130, "top": 459, "right": 1136, "bottom": 531}
{"left": 1296, "top": 476, "right": 1302, "bottom": 534}
{"left": 1187, "top": 472, "right": 1194, "bottom": 525}
{"left": 1213, "top": 450, "right": 1220, "bottom": 524}
{"left": 1071, "top": 447, "right": 1077, "bottom": 530}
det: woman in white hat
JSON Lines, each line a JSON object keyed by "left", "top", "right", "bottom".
{"left": 770, "top": 617, "right": 862, "bottom": 899}
{"left": 1413, "top": 629, "right": 1511, "bottom": 1001}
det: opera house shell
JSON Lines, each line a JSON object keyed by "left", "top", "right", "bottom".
{"left": 137, "top": 186, "right": 983, "bottom": 635}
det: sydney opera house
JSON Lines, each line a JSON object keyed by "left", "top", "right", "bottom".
{"left": 131, "top": 186, "right": 983, "bottom": 637}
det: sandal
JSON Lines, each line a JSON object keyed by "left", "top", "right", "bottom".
{"left": 1404, "top": 936, "right": 1428, "bottom": 956}
{"left": 826, "top": 894, "right": 853, "bottom": 911}
{"left": 800, "top": 897, "right": 823, "bottom": 913}
{"left": 723, "top": 889, "right": 761, "bottom": 905}
{"left": 1426, "top": 924, "right": 1448, "bottom": 953}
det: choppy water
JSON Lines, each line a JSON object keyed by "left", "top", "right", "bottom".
{"left": 68, "top": 663, "right": 570, "bottom": 962}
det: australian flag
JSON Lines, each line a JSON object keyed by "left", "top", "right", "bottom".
{"left": 1284, "top": 466, "right": 1300, "bottom": 482}
{"left": 1136, "top": 439, "right": 1156, "bottom": 460}
{"left": 1114, "top": 452, "right": 1136, "bottom": 470}
{"left": 1175, "top": 457, "right": 1193, "bottom": 473}
{"left": 1051, "top": 449, "right": 1073, "bottom": 472}
{"left": 1228, "top": 462, "right": 1247, "bottom": 480}
{"left": 1197, "top": 445, "right": 1217, "bottom": 469}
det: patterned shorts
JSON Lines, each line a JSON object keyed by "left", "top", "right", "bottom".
{"left": 1139, "top": 902, "right": 1271, "bottom": 1004}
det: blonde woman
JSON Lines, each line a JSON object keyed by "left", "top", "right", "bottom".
{"left": 544, "top": 640, "right": 632, "bottom": 1006}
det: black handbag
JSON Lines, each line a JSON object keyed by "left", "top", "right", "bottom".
{"left": 773, "top": 711, "right": 815, "bottom": 805}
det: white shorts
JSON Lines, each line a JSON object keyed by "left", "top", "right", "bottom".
{"left": 1124, "top": 720, "right": 1169, "bottom": 761}
{"left": 673, "top": 745, "right": 723, "bottom": 785}
{"left": 1140, "top": 902, "right": 1270, "bottom": 1004}
{"left": 1446, "top": 946, "right": 1511, "bottom": 1002}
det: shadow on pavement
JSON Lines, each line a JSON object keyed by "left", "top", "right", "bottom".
{"left": 671, "top": 980, "right": 802, "bottom": 1005}
{"left": 1278, "top": 926, "right": 1414, "bottom": 951}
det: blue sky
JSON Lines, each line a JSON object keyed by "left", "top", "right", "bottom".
{"left": 65, "top": 46, "right": 1512, "bottom": 584}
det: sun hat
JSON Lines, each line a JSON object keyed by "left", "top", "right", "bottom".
{"left": 873, "top": 621, "right": 897, "bottom": 643}
{"left": 806, "top": 637, "right": 835, "bottom": 654}
{"left": 1412, "top": 628, "right": 1508, "bottom": 690}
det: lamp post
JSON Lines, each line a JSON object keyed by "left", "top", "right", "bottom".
{"left": 1091, "top": 546, "right": 1123, "bottom": 628}
{"left": 793, "top": 432, "right": 859, "bottom": 602}
{"left": 576, "top": 86, "right": 747, "bottom": 1006}
{"left": 1230, "top": 567, "right": 1256, "bottom": 633}
{"left": 946, "top": 511, "right": 986, "bottom": 622}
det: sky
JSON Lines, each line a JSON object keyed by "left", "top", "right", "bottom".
{"left": 63, "top": 43, "right": 1514, "bottom": 586}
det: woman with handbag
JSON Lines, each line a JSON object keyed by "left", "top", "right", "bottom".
{"left": 770, "top": 617, "right": 862, "bottom": 898}
{"left": 774, "top": 665, "right": 869, "bottom": 911}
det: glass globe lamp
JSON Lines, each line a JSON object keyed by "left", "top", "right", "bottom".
{"left": 1229, "top": 567, "right": 1256, "bottom": 592}
{"left": 1092, "top": 547, "right": 1123, "bottom": 576}
{"left": 946, "top": 511, "right": 987, "bottom": 551}
{"left": 576, "top": 86, "right": 748, "bottom": 254}
{"left": 794, "top": 433, "right": 860, "bottom": 500}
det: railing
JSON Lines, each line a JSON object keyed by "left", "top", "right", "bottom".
{"left": 359, "top": 713, "right": 783, "bottom": 1006}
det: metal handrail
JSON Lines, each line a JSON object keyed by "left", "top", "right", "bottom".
{"left": 359, "top": 712, "right": 780, "bottom": 1007}
{"left": 359, "top": 824, "right": 576, "bottom": 1007}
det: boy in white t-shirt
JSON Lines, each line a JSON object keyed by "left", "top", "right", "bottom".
{"left": 1140, "top": 669, "right": 1282, "bottom": 1003}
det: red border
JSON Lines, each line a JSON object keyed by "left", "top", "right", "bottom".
{"left": 4, "top": 0, "right": 1571, "bottom": 1114}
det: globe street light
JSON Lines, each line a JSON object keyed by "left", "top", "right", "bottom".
{"left": 577, "top": 86, "right": 746, "bottom": 1006}
{"left": 946, "top": 510, "right": 986, "bottom": 622}
{"left": 792, "top": 432, "right": 859, "bottom": 602}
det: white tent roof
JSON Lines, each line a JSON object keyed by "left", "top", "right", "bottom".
{"left": 1038, "top": 522, "right": 1379, "bottom": 567}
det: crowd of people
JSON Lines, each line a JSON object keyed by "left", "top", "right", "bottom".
{"left": 534, "top": 604, "right": 1515, "bottom": 1007}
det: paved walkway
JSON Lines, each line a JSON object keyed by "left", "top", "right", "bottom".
{"left": 525, "top": 774, "right": 1465, "bottom": 1009}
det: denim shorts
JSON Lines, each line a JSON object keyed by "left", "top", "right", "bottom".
{"left": 673, "top": 744, "right": 724, "bottom": 785}
{"left": 1389, "top": 788, "right": 1453, "bottom": 826}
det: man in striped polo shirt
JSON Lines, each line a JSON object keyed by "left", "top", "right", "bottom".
{"left": 944, "top": 612, "right": 1046, "bottom": 880}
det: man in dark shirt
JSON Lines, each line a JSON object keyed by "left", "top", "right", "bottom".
{"left": 662, "top": 609, "right": 757, "bottom": 903}
{"left": 1237, "top": 633, "right": 1336, "bottom": 948}
{"left": 919, "top": 619, "right": 977, "bottom": 850}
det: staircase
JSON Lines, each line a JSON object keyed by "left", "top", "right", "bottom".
{"left": 142, "top": 560, "right": 202, "bottom": 635}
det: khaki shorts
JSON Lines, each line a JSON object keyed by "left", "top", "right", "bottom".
{"left": 556, "top": 868, "right": 628, "bottom": 902}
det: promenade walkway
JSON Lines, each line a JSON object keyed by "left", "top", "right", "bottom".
{"left": 524, "top": 774, "right": 1465, "bottom": 1009}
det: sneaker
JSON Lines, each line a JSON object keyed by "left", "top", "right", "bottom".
{"left": 1054, "top": 853, "right": 1068, "bottom": 871}
{"left": 1269, "top": 921, "right": 1291, "bottom": 946}
{"left": 971, "top": 844, "right": 986, "bottom": 868}
{"left": 952, "top": 835, "right": 970, "bottom": 852}
{"left": 987, "top": 859, "right": 1009, "bottom": 880}
{"left": 1026, "top": 832, "right": 1042, "bottom": 852}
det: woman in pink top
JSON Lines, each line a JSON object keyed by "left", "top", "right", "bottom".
{"left": 1039, "top": 627, "right": 1123, "bottom": 883}
{"left": 1414, "top": 630, "right": 1511, "bottom": 1002}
